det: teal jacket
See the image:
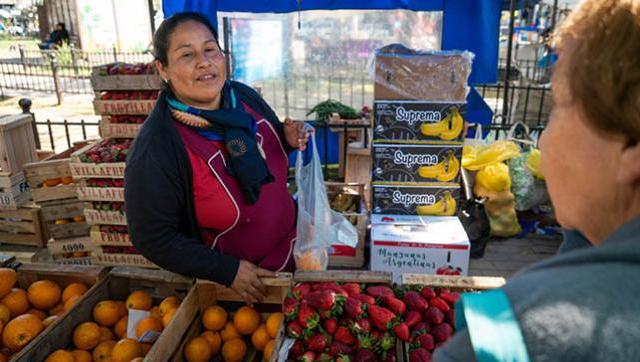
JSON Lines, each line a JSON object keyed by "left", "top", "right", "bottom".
{"left": 435, "top": 217, "right": 640, "bottom": 362}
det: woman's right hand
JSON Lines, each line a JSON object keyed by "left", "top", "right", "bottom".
{"left": 230, "top": 260, "right": 276, "bottom": 304}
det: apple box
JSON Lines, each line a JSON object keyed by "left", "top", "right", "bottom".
{"left": 370, "top": 214, "right": 470, "bottom": 283}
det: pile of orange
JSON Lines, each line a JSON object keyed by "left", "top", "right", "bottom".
{"left": 184, "top": 305, "right": 283, "bottom": 362}
{"left": 0, "top": 268, "right": 89, "bottom": 360}
{"left": 45, "top": 290, "right": 182, "bottom": 362}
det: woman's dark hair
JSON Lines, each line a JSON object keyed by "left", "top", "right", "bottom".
{"left": 152, "top": 12, "right": 219, "bottom": 66}
{"left": 56, "top": 22, "right": 66, "bottom": 29}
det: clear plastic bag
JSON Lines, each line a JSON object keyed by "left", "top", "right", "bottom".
{"left": 294, "top": 131, "right": 358, "bottom": 271}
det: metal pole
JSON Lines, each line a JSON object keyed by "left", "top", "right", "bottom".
{"left": 19, "top": 98, "right": 40, "bottom": 149}
{"left": 147, "top": 0, "right": 156, "bottom": 34}
{"left": 49, "top": 56, "right": 63, "bottom": 105}
{"left": 502, "top": 0, "right": 517, "bottom": 123}
{"left": 551, "top": 0, "right": 559, "bottom": 31}
{"left": 223, "top": 17, "right": 232, "bottom": 80}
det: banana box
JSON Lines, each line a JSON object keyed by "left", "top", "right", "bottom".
{"left": 372, "top": 182, "right": 461, "bottom": 216}
{"left": 370, "top": 214, "right": 470, "bottom": 283}
{"left": 373, "top": 100, "right": 466, "bottom": 142}
{"left": 373, "top": 143, "right": 462, "bottom": 183}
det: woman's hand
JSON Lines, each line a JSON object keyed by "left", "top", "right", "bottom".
{"left": 284, "top": 118, "right": 311, "bottom": 151}
{"left": 230, "top": 260, "right": 276, "bottom": 304}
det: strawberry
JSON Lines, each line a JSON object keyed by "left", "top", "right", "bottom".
{"left": 334, "top": 326, "right": 356, "bottom": 345}
{"left": 329, "top": 341, "right": 352, "bottom": 356}
{"left": 424, "top": 307, "right": 445, "bottom": 326}
{"left": 368, "top": 305, "right": 396, "bottom": 331}
{"left": 411, "top": 322, "right": 430, "bottom": 336}
{"left": 342, "top": 283, "right": 361, "bottom": 297}
{"left": 298, "top": 302, "right": 320, "bottom": 330}
{"left": 306, "top": 333, "right": 329, "bottom": 353}
{"left": 382, "top": 295, "right": 406, "bottom": 316}
{"left": 306, "top": 289, "right": 344, "bottom": 311}
{"left": 429, "top": 297, "right": 451, "bottom": 312}
{"left": 431, "top": 323, "right": 453, "bottom": 343}
{"left": 291, "top": 283, "right": 312, "bottom": 299}
{"left": 440, "top": 291, "right": 461, "bottom": 307}
{"left": 365, "top": 285, "right": 394, "bottom": 298}
{"left": 344, "top": 297, "right": 363, "bottom": 319}
{"left": 378, "top": 333, "right": 396, "bottom": 352}
{"left": 420, "top": 287, "right": 436, "bottom": 300}
{"left": 382, "top": 352, "right": 397, "bottom": 362}
{"left": 356, "top": 333, "right": 376, "bottom": 351}
{"left": 323, "top": 318, "right": 338, "bottom": 335}
{"left": 316, "top": 352, "right": 333, "bottom": 362}
{"left": 356, "top": 294, "right": 375, "bottom": 305}
{"left": 354, "top": 349, "right": 377, "bottom": 362}
{"left": 351, "top": 318, "right": 372, "bottom": 334}
{"left": 392, "top": 323, "right": 410, "bottom": 342}
{"left": 445, "top": 309, "right": 455, "bottom": 325}
{"left": 282, "top": 297, "right": 298, "bottom": 320}
{"left": 409, "top": 348, "right": 432, "bottom": 362}
{"left": 417, "top": 333, "right": 435, "bottom": 351}
{"left": 405, "top": 310, "right": 422, "bottom": 328}
{"left": 287, "top": 320, "right": 304, "bottom": 339}
{"left": 403, "top": 291, "right": 429, "bottom": 312}
{"left": 299, "top": 351, "right": 316, "bottom": 362}
{"left": 290, "top": 340, "right": 305, "bottom": 358}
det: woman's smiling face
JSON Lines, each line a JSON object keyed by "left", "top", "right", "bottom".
{"left": 156, "top": 20, "right": 227, "bottom": 109}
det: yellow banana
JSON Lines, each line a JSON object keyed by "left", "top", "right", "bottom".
{"left": 439, "top": 108, "right": 464, "bottom": 141}
{"left": 416, "top": 191, "right": 457, "bottom": 216}
{"left": 441, "top": 192, "right": 457, "bottom": 216}
{"left": 418, "top": 161, "right": 446, "bottom": 179}
{"left": 436, "top": 152, "right": 461, "bottom": 182}
{"left": 420, "top": 112, "right": 451, "bottom": 136}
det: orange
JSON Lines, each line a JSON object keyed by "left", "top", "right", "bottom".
{"left": 72, "top": 216, "right": 86, "bottom": 223}
{"left": 149, "top": 306, "right": 162, "bottom": 319}
{"left": 1, "top": 288, "right": 30, "bottom": 318}
{"left": 0, "top": 353, "right": 7, "bottom": 362}
{"left": 126, "top": 290, "right": 152, "bottom": 311}
{"left": 27, "top": 280, "right": 62, "bottom": 310}
{"left": 44, "top": 350, "right": 74, "bottom": 362}
{"left": 0, "top": 304, "right": 9, "bottom": 324}
{"left": 266, "top": 312, "right": 283, "bottom": 339}
{"left": 111, "top": 338, "right": 143, "bottom": 362}
{"left": 26, "top": 308, "right": 47, "bottom": 320}
{"left": 251, "top": 324, "right": 270, "bottom": 351}
{"left": 113, "top": 316, "right": 128, "bottom": 339}
{"left": 115, "top": 301, "right": 127, "bottom": 318}
{"left": 71, "top": 350, "right": 92, "bottom": 362}
{"left": 233, "top": 306, "right": 260, "bottom": 335}
{"left": 45, "top": 178, "right": 62, "bottom": 187}
{"left": 43, "top": 315, "right": 58, "bottom": 328}
{"left": 263, "top": 339, "right": 276, "bottom": 362}
{"left": 222, "top": 338, "right": 247, "bottom": 362}
{"left": 61, "top": 283, "right": 88, "bottom": 302}
{"left": 0, "top": 320, "right": 3, "bottom": 336}
{"left": 92, "top": 340, "right": 117, "bottom": 362}
{"left": 93, "top": 300, "right": 121, "bottom": 327}
{"left": 202, "top": 305, "right": 227, "bottom": 331}
{"left": 141, "top": 342, "right": 152, "bottom": 356}
{"left": 72, "top": 321, "right": 101, "bottom": 350}
{"left": 200, "top": 330, "right": 222, "bottom": 355}
{"left": 162, "top": 307, "right": 177, "bottom": 328}
{"left": 135, "top": 316, "right": 163, "bottom": 338}
{"left": 2, "top": 313, "right": 44, "bottom": 351}
{"left": 63, "top": 295, "right": 81, "bottom": 312}
{"left": 61, "top": 176, "right": 74, "bottom": 185}
{"left": 184, "top": 336, "right": 213, "bottom": 362}
{"left": 54, "top": 219, "right": 70, "bottom": 225}
{"left": 131, "top": 358, "right": 144, "bottom": 362}
{"left": 0, "top": 269, "right": 16, "bottom": 298}
{"left": 49, "top": 302, "right": 65, "bottom": 316}
{"left": 98, "top": 326, "right": 115, "bottom": 341}
{"left": 220, "top": 321, "right": 241, "bottom": 342}
{"left": 159, "top": 296, "right": 180, "bottom": 316}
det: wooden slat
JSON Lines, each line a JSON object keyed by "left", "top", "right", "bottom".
{"left": 23, "top": 158, "right": 71, "bottom": 187}
{"left": 0, "top": 206, "right": 37, "bottom": 221}
{"left": 77, "top": 186, "right": 124, "bottom": 202}
{"left": 90, "top": 71, "right": 161, "bottom": 91}
{"left": 0, "top": 232, "right": 40, "bottom": 246}
{"left": 47, "top": 222, "right": 90, "bottom": 240}
{"left": 40, "top": 199, "right": 85, "bottom": 221}
{"left": 84, "top": 209, "right": 127, "bottom": 226}
{"left": 0, "top": 171, "right": 26, "bottom": 189}
{"left": 31, "top": 185, "right": 77, "bottom": 203}
{"left": 0, "top": 219, "right": 36, "bottom": 233}
{"left": 401, "top": 274, "right": 507, "bottom": 290}
{"left": 69, "top": 162, "right": 126, "bottom": 179}
{"left": 48, "top": 236, "right": 94, "bottom": 255}
{"left": 93, "top": 99, "right": 156, "bottom": 115}
{"left": 90, "top": 226, "right": 131, "bottom": 246}
{"left": 93, "top": 252, "right": 156, "bottom": 268}
{"left": 294, "top": 270, "right": 393, "bottom": 284}
{"left": 109, "top": 267, "right": 192, "bottom": 285}
{"left": 0, "top": 190, "right": 31, "bottom": 210}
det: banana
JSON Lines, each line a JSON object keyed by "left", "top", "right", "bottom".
{"left": 416, "top": 191, "right": 457, "bottom": 216}
{"left": 418, "top": 161, "right": 446, "bottom": 179}
{"left": 420, "top": 113, "right": 450, "bottom": 136}
{"left": 439, "top": 108, "right": 464, "bottom": 141}
{"left": 441, "top": 192, "right": 457, "bottom": 216}
{"left": 436, "top": 152, "right": 461, "bottom": 182}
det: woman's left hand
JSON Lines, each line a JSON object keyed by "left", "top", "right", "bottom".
{"left": 284, "top": 118, "right": 311, "bottom": 151}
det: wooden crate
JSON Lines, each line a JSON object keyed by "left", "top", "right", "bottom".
{"left": 326, "top": 182, "right": 368, "bottom": 268}
{"left": 23, "top": 142, "right": 89, "bottom": 203}
{"left": 0, "top": 204, "right": 46, "bottom": 247}
{"left": 0, "top": 114, "right": 38, "bottom": 175}
{"left": 16, "top": 267, "right": 193, "bottom": 361}
{"left": 8, "top": 263, "right": 107, "bottom": 361}
{"left": 90, "top": 225, "right": 131, "bottom": 246}
{"left": 40, "top": 199, "right": 89, "bottom": 239}
{"left": 0, "top": 172, "right": 31, "bottom": 210}
{"left": 47, "top": 235, "right": 95, "bottom": 258}
{"left": 93, "top": 99, "right": 156, "bottom": 115}
{"left": 93, "top": 250, "right": 157, "bottom": 269}
{"left": 77, "top": 181, "right": 124, "bottom": 202}
{"left": 69, "top": 141, "right": 126, "bottom": 179}
{"left": 149, "top": 275, "right": 292, "bottom": 361}
{"left": 90, "top": 69, "right": 161, "bottom": 91}
{"left": 83, "top": 205, "right": 127, "bottom": 226}
{"left": 99, "top": 116, "right": 142, "bottom": 138}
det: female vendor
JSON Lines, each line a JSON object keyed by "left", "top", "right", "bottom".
{"left": 125, "top": 12, "right": 309, "bottom": 303}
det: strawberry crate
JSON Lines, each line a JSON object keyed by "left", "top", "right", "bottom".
{"left": 40, "top": 198, "right": 90, "bottom": 239}
{"left": 0, "top": 203, "right": 46, "bottom": 247}
{"left": 149, "top": 275, "right": 292, "bottom": 361}
{"left": 93, "top": 248, "right": 157, "bottom": 269}
{"left": 47, "top": 235, "right": 95, "bottom": 263}
{"left": 90, "top": 225, "right": 132, "bottom": 246}
{"left": 90, "top": 63, "right": 161, "bottom": 91}
{"left": 0, "top": 171, "right": 31, "bottom": 210}
{"left": 69, "top": 139, "right": 129, "bottom": 179}
{"left": 83, "top": 201, "right": 127, "bottom": 226}
{"left": 325, "top": 182, "right": 368, "bottom": 268}
{"left": 99, "top": 115, "right": 145, "bottom": 138}
{"left": 77, "top": 178, "right": 125, "bottom": 202}
{"left": 93, "top": 91, "right": 158, "bottom": 115}
{"left": 400, "top": 274, "right": 506, "bottom": 360}
{"left": 23, "top": 141, "right": 90, "bottom": 203}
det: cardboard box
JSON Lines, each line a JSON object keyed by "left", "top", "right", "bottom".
{"left": 370, "top": 215, "right": 470, "bottom": 283}
{"left": 373, "top": 101, "right": 466, "bottom": 142}
{"left": 372, "top": 182, "right": 460, "bottom": 215}
{"left": 373, "top": 143, "right": 462, "bottom": 183}
{"left": 374, "top": 46, "right": 472, "bottom": 101}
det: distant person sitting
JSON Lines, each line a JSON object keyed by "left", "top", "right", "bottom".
{"left": 39, "top": 23, "right": 69, "bottom": 49}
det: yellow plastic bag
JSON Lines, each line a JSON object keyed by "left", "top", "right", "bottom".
{"left": 462, "top": 140, "right": 521, "bottom": 171}
{"left": 526, "top": 148, "right": 544, "bottom": 179}
{"left": 474, "top": 162, "right": 512, "bottom": 193}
